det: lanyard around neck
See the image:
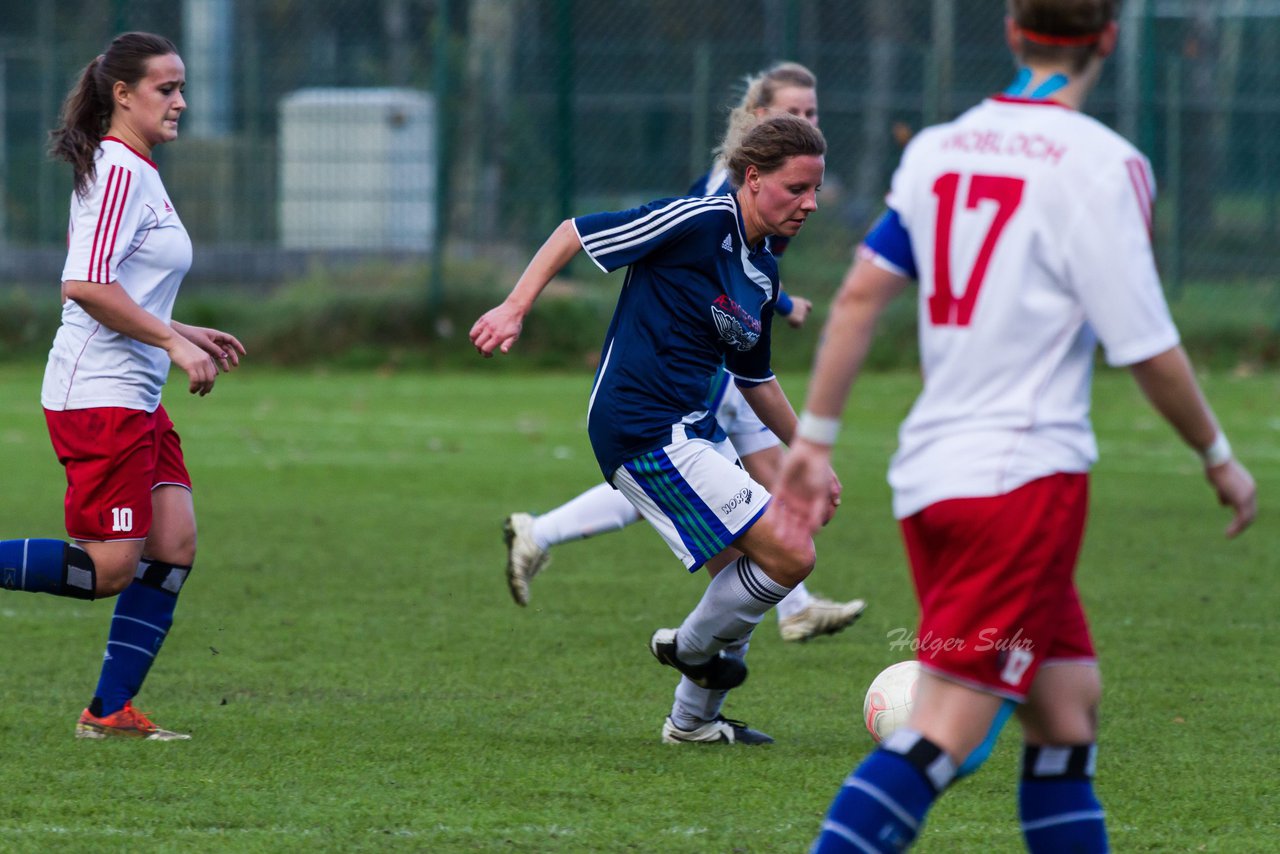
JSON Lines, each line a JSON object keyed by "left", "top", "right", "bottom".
{"left": 1004, "top": 69, "right": 1069, "bottom": 100}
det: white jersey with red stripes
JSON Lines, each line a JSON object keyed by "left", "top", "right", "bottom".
{"left": 42, "top": 137, "right": 192, "bottom": 412}
{"left": 876, "top": 96, "right": 1179, "bottom": 518}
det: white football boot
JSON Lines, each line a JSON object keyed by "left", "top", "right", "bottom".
{"left": 503, "top": 512, "right": 550, "bottom": 607}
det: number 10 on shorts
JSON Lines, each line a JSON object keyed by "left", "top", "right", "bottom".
{"left": 111, "top": 506, "right": 134, "bottom": 532}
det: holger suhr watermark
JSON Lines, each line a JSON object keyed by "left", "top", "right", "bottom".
{"left": 885, "top": 627, "right": 1034, "bottom": 655}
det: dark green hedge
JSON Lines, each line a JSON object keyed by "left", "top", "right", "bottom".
{"left": 2, "top": 253, "right": 1275, "bottom": 373}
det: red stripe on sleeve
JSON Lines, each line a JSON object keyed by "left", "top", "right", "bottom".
{"left": 102, "top": 169, "right": 133, "bottom": 282}
{"left": 87, "top": 166, "right": 119, "bottom": 282}
{"left": 1125, "top": 158, "right": 1153, "bottom": 236}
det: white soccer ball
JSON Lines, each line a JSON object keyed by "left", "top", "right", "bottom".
{"left": 863, "top": 660, "right": 921, "bottom": 743}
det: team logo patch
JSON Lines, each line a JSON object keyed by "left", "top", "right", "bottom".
{"left": 710, "top": 295, "right": 761, "bottom": 351}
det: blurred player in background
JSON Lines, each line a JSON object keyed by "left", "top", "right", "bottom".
{"left": 473, "top": 114, "right": 840, "bottom": 744}
{"left": 503, "top": 61, "right": 865, "bottom": 645}
{"left": 0, "top": 32, "right": 245, "bottom": 740}
{"left": 773, "top": 1, "right": 1257, "bottom": 850}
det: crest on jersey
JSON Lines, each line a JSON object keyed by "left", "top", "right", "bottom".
{"left": 710, "top": 294, "right": 760, "bottom": 351}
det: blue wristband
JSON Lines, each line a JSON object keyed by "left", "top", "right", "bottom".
{"left": 776, "top": 291, "right": 794, "bottom": 316}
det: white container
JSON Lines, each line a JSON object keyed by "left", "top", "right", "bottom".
{"left": 279, "top": 88, "right": 435, "bottom": 251}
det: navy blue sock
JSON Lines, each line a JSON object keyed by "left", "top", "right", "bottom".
{"left": 92, "top": 559, "right": 190, "bottom": 716}
{"left": 1019, "top": 744, "right": 1109, "bottom": 853}
{"left": 813, "top": 729, "right": 955, "bottom": 853}
{"left": 0, "top": 538, "right": 94, "bottom": 599}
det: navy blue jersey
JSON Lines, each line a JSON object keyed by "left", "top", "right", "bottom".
{"left": 575, "top": 194, "right": 779, "bottom": 479}
{"left": 688, "top": 166, "right": 793, "bottom": 277}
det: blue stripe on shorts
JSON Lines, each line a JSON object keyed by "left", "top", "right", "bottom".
{"left": 623, "top": 450, "right": 734, "bottom": 570}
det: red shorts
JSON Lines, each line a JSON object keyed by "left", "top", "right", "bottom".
{"left": 44, "top": 405, "right": 191, "bottom": 542}
{"left": 899, "top": 473, "right": 1095, "bottom": 701}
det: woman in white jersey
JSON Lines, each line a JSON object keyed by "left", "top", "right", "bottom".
{"left": 502, "top": 61, "right": 865, "bottom": 645}
{"left": 0, "top": 32, "right": 244, "bottom": 741}
{"left": 474, "top": 115, "right": 841, "bottom": 745}
{"left": 775, "top": 2, "right": 1256, "bottom": 851}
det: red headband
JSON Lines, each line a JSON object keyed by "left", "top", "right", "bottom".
{"left": 1020, "top": 27, "right": 1103, "bottom": 47}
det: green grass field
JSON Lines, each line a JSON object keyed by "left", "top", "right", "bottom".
{"left": 0, "top": 364, "right": 1275, "bottom": 852}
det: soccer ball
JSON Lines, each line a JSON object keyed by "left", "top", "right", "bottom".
{"left": 863, "top": 660, "right": 920, "bottom": 743}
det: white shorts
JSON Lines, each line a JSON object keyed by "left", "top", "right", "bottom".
{"left": 714, "top": 382, "right": 781, "bottom": 458}
{"left": 612, "top": 437, "right": 771, "bottom": 572}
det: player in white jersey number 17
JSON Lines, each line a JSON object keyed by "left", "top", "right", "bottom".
{"left": 775, "top": 2, "right": 1257, "bottom": 851}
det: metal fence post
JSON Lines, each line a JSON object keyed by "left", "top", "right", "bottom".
{"left": 926, "top": 0, "right": 954, "bottom": 126}
{"left": 1165, "top": 58, "right": 1183, "bottom": 298}
{"left": 430, "top": 0, "right": 452, "bottom": 311}
{"left": 1119, "top": 0, "right": 1141, "bottom": 143}
{"left": 689, "top": 42, "right": 712, "bottom": 184}
{"left": 37, "top": 1, "right": 56, "bottom": 243}
{"left": 1263, "top": 20, "right": 1279, "bottom": 241}
{"left": 555, "top": 0, "right": 575, "bottom": 226}
{"left": 783, "top": 0, "right": 799, "bottom": 62}
{"left": 1139, "top": 0, "right": 1158, "bottom": 157}
{"left": 0, "top": 55, "right": 6, "bottom": 248}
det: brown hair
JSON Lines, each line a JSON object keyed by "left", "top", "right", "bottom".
{"left": 48, "top": 32, "right": 179, "bottom": 196}
{"left": 715, "top": 61, "right": 818, "bottom": 169}
{"left": 724, "top": 113, "right": 826, "bottom": 190}
{"left": 1008, "top": 0, "right": 1118, "bottom": 72}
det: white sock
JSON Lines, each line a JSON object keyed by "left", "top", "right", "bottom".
{"left": 677, "top": 556, "right": 791, "bottom": 663}
{"left": 775, "top": 579, "right": 815, "bottom": 619}
{"left": 671, "top": 635, "right": 751, "bottom": 729}
{"left": 530, "top": 482, "right": 640, "bottom": 550}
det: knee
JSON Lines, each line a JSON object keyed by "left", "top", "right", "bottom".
{"left": 770, "top": 542, "right": 816, "bottom": 588}
{"left": 166, "top": 538, "right": 197, "bottom": 568}
{"left": 93, "top": 556, "right": 139, "bottom": 597}
{"left": 148, "top": 530, "right": 197, "bottom": 568}
{"left": 1053, "top": 702, "right": 1101, "bottom": 745}
{"left": 1056, "top": 678, "right": 1102, "bottom": 744}
{"left": 1024, "top": 686, "right": 1102, "bottom": 745}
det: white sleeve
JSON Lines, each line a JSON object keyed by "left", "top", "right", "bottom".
{"left": 61, "top": 163, "right": 145, "bottom": 285}
{"left": 1063, "top": 154, "right": 1179, "bottom": 367}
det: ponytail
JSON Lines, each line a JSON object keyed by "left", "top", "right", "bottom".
{"left": 47, "top": 32, "right": 178, "bottom": 197}
{"left": 48, "top": 56, "right": 113, "bottom": 197}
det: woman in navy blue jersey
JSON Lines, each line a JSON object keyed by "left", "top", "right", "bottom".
{"left": 502, "top": 61, "right": 866, "bottom": 646}
{"left": 473, "top": 113, "right": 839, "bottom": 744}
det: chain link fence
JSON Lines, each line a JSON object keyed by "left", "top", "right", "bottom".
{"left": 0, "top": 0, "right": 1276, "bottom": 306}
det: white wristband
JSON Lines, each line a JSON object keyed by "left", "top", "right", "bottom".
{"left": 1199, "top": 433, "right": 1233, "bottom": 468}
{"left": 795, "top": 411, "right": 841, "bottom": 446}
